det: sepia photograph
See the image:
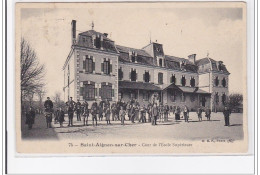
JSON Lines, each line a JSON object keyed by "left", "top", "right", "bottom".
{"left": 16, "top": 2, "right": 248, "bottom": 154}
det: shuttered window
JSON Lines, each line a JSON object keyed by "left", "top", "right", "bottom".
{"left": 171, "top": 75, "right": 176, "bottom": 84}
{"left": 215, "top": 93, "right": 219, "bottom": 104}
{"left": 181, "top": 76, "right": 186, "bottom": 86}
{"left": 143, "top": 71, "right": 150, "bottom": 82}
{"left": 100, "top": 83, "right": 112, "bottom": 100}
{"left": 130, "top": 70, "right": 137, "bottom": 82}
{"left": 118, "top": 68, "right": 123, "bottom": 80}
{"left": 158, "top": 72, "right": 163, "bottom": 84}
{"left": 83, "top": 55, "right": 94, "bottom": 73}
{"left": 190, "top": 77, "right": 195, "bottom": 87}
{"left": 215, "top": 77, "right": 219, "bottom": 86}
{"left": 80, "top": 82, "right": 95, "bottom": 100}
{"left": 222, "top": 78, "right": 226, "bottom": 87}
{"left": 102, "top": 59, "right": 112, "bottom": 75}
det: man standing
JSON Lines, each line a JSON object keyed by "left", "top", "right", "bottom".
{"left": 82, "top": 100, "right": 89, "bottom": 126}
{"left": 164, "top": 103, "right": 169, "bottom": 122}
{"left": 223, "top": 106, "right": 231, "bottom": 126}
{"left": 25, "top": 107, "right": 35, "bottom": 130}
{"left": 205, "top": 107, "right": 211, "bottom": 121}
{"left": 91, "top": 99, "right": 98, "bottom": 126}
{"left": 183, "top": 106, "right": 189, "bottom": 122}
{"left": 66, "top": 97, "right": 76, "bottom": 127}
{"left": 44, "top": 97, "right": 54, "bottom": 128}
{"left": 197, "top": 107, "right": 203, "bottom": 122}
{"left": 44, "top": 97, "right": 53, "bottom": 110}
{"left": 76, "top": 99, "right": 81, "bottom": 121}
{"left": 151, "top": 103, "right": 158, "bottom": 125}
{"left": 98, "top": 100, "right": 104, "bottom": 121}
{"left": 104, "top": 99, "right": 111, "bottom": 125}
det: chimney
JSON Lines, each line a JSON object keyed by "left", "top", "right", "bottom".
{"left": 188, "top": 54, "right": 196, "bottom": 64}
{"left": 103, "top": 33, "right": 108, "bottom": 37}
{"left": 71, "top": 20, "right": 76, "bottom": 45}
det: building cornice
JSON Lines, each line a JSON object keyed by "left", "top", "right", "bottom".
{"left": 73, "top": 45, "right": 120, "bottom": 56}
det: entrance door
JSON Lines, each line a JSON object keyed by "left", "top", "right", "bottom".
{"left": 201, "top": 96, "right": 206, "bottom": 107}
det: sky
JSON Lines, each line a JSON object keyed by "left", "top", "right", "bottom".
{"left": 20, "top": 3, "right": 245, "bottom": 98}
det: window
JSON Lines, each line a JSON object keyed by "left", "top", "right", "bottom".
{"left": 83, "top": 55, "right": 95, "bottom": 73}
{"left": 100, "top": 83, "right": 113, "bottom": 100}
{"left": 80, "top": 82, "right": 95, "bottom": 101}
{"left": 82, "top": 37, "right": 86, "bottom": 42}
{"left": 131, "top": 51, "right": 136, "bottom": 62}
{"left": 143, "top": 71, "right": 150, "bottom": 82}
{"left": 101, "top": 59, "right": 112, "bottom": 75}
{"left": 159, "top": 58, "right": 163, "bottom": 67}
{"left": 222, "top": 93, "right": 226, "bottom": 104}
{"left": 158, "top": 72, "right": 163, "bottom": 84}
{"left": 215, "top": 93, "right": 219, "bottom": 104}
{"left": 118, "top": 68, "right": 123, "bottom": 80}
{"left": 171, "top": 75, "right": 176, "bottom": 84}
{"left": 215, "top": 77, "right": 219, "bottom": 86}
{"left": 181, "top": 76, "right": 186, "bottom": 86}
{"left": 190, "top": 77, "right": 195, "bottom": 87}
{"left": 130, "top": 69, "right": 137, "bottom": 81}
{"left": 94, "top": 35, "right": 101, "bottom": 48}
{"left": 222, "top": 78, "right": 226, "bottom": 87}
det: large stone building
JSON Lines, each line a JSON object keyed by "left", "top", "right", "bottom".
{"left": 63, "top": 20, "right": 230, "bottom": 111}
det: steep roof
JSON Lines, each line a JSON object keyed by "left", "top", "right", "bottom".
{"left": 79, "top": 30, "right": 112, "bottom": 41}
{"left": 196, "top": 57, "right": 229, "bottom": 74}
{"left": 116, "top": 45, "right": 154, "bottom": 66}
{"left": 116, "top": 45, "right": 152, "bottom": 57}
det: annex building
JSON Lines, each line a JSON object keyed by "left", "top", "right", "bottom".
{"left": 63, "top": 20, "right": 230, "bottom": 111}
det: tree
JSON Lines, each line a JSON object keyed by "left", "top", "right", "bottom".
{"left": 228, "top": 93, "right": 243, "bottom": 110}
{"left": 20, "top": 38, "right": 45, "bottom": 111}
{"left": 35, "top": 87, "right": 46, "bottom": 113}
{"left": 52, "top": 91, "right": 66, "bottom": 109}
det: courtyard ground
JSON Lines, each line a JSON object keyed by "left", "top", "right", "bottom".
{"left": 21, "top": 112, "right": 244, "bottom": 141}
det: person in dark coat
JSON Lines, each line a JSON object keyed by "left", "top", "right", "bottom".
{"left": 119, "top": 106, "right": 126, "bottom": 125}
{"left": 139, "top": 104, "right": 146, "bottom": 123}
{"left": 151, "top": 103, "right": 158, "bottom": 125}
{"left": 104, "top": 99, "right": 111, "bottom": 125}
{"left": 183, "top": 106, "right": 189, "bottom": 122}
{"left": 25, "top": 107, "right": 35, "bottom": 130}
{"left": 164, "top": 103, "right": 170, "bottom": 122}
{"left": 205, "top": 108, "right": 212, "bottom": 121}
{"left": 223, "top": 106, "right": 231, "bottom": 126}
{"left": 175, "top": 106, "right": 181, "bottom": 120}
{"left": 98, "top": 100, "right": 104, "bottom": 121}
{"left": 82, "top": 101, "right": 89, "bottom": 126}
{"left": 197, "top": 107, "right": 203, "bottom": 122}
{"left": 44, "top": 97, "right": 53, "bottom": 109}
{"left": 66, "top": 97, "right": 76, "bottom": 127}
{"left": 147, "top": 103, "right": 152, "bottom": 123}
{"left": 76, "top": 100, "right": 81, "bottom": 121}
{"left": 91, "top": 99, "right": 98, "bottom": 126}
{"left": 111, "top": 102, "right": 117, "bottom": 121}
{"left": 126, "top": 102, "right": 131, "bottom": 121}
{"left": 130, "top": 104, "right": 136, "bottom": 123}
{"left": 56, "top": 108, "right": 65, "bottom": 127}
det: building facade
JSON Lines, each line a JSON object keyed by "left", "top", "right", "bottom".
{"left": 63, "top": 20, "right": 230, "bottom": 111}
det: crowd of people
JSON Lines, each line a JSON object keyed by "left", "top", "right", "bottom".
{"left": 24, "top": 96, "right": 232, "bottom": 130}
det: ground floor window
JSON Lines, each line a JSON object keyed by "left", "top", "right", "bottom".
{"left": 100, "top": 83, "right": 113, "bottom": 100}
{"left": 80, "top": 82, "right": 95, "bottom": 100}
{"left": 222, "top": 93, "right": 226, "bottom": 105}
